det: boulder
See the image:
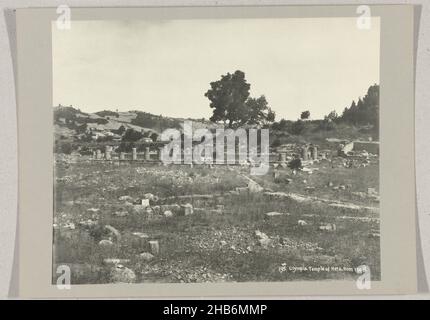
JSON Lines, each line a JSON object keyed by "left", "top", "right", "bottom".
{"left": 118, "top": 195, "right": 134, "bottom": 202}
{"left": 160, "top": 204, "right": 181, "bottom": 213}
{"left": 318, "top": 223, "right": 337, "bottom": 232}
{"left": 163, "top": 210, "right": 173, "bottom": 218}
{"left": 248, "top": 181, "right": 264, "bottom": 193}
{"left": 182, "top": 203, "right": 194, "bottom": 216}
{"left": 139, "top": 252, "right": 155, "bottom": 262}
{"left": 98, "top": 239, "right": 114, "bottom": 247}
{"left": 103, "top": 258, "right": 130, "bottom": 265}
{"left": 255, "top": 230, "right": 271, "bottom": 248}
{"left": 140, "top": 199, "right": 150, "bottom": 207}
{"left": 265, "top": 211, "right": 289, "bottom": 217}
{"left": 110, "top": 265, "right": 136, "bottom": 283}
{"left": 104, "top": 225, "right": 121, "bottom": 241}
{"left": 149, "top": 240, "right": 160, "bottom": 255}
{"left": 112, "top": 211, "right": 128, "bottom": 217}
{"left": 298, "top": 220, "right": 308, "bottom": 226}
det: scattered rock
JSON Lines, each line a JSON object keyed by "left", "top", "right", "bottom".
{"left": 265, "top": 211, "right": 289, "bottom": 217}
{"left": 163, "top": 210, "right": 173, "bottom": 218}
{"left": 255, "top": 230, "right": 271, "bottom": 248}
{"left": 104, "top": 225, "right": 121, "bottom": 241}
{"left": 140, "top": 199, "right": 150, "bottom": 207}
{"left": 63, "top": 222, "right": 75, "bottom": 230}
{"left": 104, "top": 258, "right": 130, "bottom": 265}
{"left": 139, "top": 252, "right": 155, "bottom": 262}
{"left": 149, "top": 240, "right": 160, "bottom": 255}
{"left": 367, "top": 187, "right": 378, "bottom": 195}
{"left": 98, "top": 239, "right": 114, "bottom": 247}
{"left": 143, "top": 193, "right": 155, "bottom": 200}
{"left": 182, "top": 203, "right": 194, "bottom": 216}
{"left": 298, "top": 220, "right": 308, "bottom": 226}
{"left": 247, "top": 180, "right": 264, "bottom": 193}
{"left": 112, "top": 211, "right": 128, "bottom": 217}
{"left": 79, "top": 219, "right": 98, "bottom": 228}
{"left": 305, "top": 186, "right": 316, "bottom": 192}
{"left": 118, "top": 195, "right": 133, "bottom": 202}
{"left": 160, "top": 204, "right": 181, "bottom": 213}
{"left": 318, "top": 223, "right": 337, "bottom": 232}
{"left": 110, "top": 265, "right": 136, "bottom": 283}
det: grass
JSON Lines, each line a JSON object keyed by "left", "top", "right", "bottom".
{"left": 53, "top": 157, "right": 380, "bottom": 284}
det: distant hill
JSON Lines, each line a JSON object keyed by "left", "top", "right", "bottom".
{"left": 54, "top": 82, "right": 379, "bottom": 154}
{"left": 53, "top": 106, "right": 220, "bottom": 145}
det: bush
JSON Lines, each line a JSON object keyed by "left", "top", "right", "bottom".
{"left": 289, "top": 120, "right": 305, "bottom": 135}
{"left": 318, "top": 119, "right": 336, "bottom": 131}
{"left": 288, "top": 158, "right": 302, "bottom": 170}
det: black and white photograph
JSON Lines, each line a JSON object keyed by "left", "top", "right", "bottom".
{"left": 51, "top": 16, "right": 382, "bottom": 285}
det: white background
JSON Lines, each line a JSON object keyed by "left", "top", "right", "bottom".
{"left": 0, "top": 0, "right": 429, "bottom": 299}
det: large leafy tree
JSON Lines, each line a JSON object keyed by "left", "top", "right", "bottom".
{"left": 244, "top": 95, "right": 275, "bottom": 126}
{"left": 205, "top": 70, "right": 275, "bottom": 128}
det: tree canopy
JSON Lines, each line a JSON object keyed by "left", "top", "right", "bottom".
{"left": 205, "top": 70, "right": 275, "bottom": 128}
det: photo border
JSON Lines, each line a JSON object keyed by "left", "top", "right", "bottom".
{"left": 16, "top": 5, "right": 416, "bottom": 298}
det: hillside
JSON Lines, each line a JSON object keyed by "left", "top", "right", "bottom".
{"left": 53, "top": 106, "right": 219, "bottom": 143}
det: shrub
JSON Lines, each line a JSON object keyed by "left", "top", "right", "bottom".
{"left": 289, "top": 120, "right": 305, "bottom": 135}
{"left": 288, "top": 158, "right": 302, "bottom": 170}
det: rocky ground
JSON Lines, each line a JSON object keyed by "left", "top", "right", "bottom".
{"left": 53, "top": 154, "right": 380, "bottom": 284}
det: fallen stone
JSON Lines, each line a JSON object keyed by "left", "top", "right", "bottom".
{"left": 369, "top": 233, "right": 380, "bottom": 238}
{"left": 112, "top": 211, "right": 128, "bottom": 217}
{"left": 255, "top": 230, "right": 271, "bottom": 248}
{"left": 104, "top": 225, "right": 121, "bottom": 241}
{"left": 98, "top": 239, "right": 114, "bottom": 247}
{"left": 248, "top": 180, "right": 264, "bottom": 193}
{"left": 118, "top": 195, "right": 134, "bottom": 202}
{"left": 132, "top": 232, "right": 149, "bottom": 239}
{"left": 140, "top": 199, "right": 150, "bottom": 207}
{"left": 149, "top": 240, "right": 160, "bottom": 255}
{"left": 160, "top": 204, "right": 181, "bottom": 213}
{"left": 305, "top": 186, "right": 316, "bottom": 192}
{"left": 79, "top": 219, "right": 98, "bottom": 228}
{"left": 103, "top": 258, "right": 130, "bottom": 265}
{"left": 318, "top": 223, "right": 337, "bottom": 232}
{"left": 139, "top": 252, "right": 155, "bottom": 262}
{"left": 182, "top": 203, "right": 194, "bottom": 216}
{"left": 143, "top": 193, "right": 155, "bottom": 200}
{"left": 163, "top": 210, "right": 173, "bottom": 218}
{"left": 367, "top": 187, "right": 377, "bottom": 195}
{"left": 63, "top": 222, "right": 75, "bottom": 230}
{"left": 235, "top": 187, "right": 249, "bottom": 194}
{"left": 265, "top": 211, "right": 289, "bottom": 217}
{"left": 110, "top": 265, "right": 136, "bottom": 283}
{"left": 298, "top": 220, "right": 308, "bottom": 226}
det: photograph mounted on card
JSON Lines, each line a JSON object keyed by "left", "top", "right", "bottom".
{"left": 15, "top": 5, "right": 416, "bottom": 297}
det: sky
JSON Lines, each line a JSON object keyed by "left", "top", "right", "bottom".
{"left": 52, "top": 18, "right": 380, "bottom": 120}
